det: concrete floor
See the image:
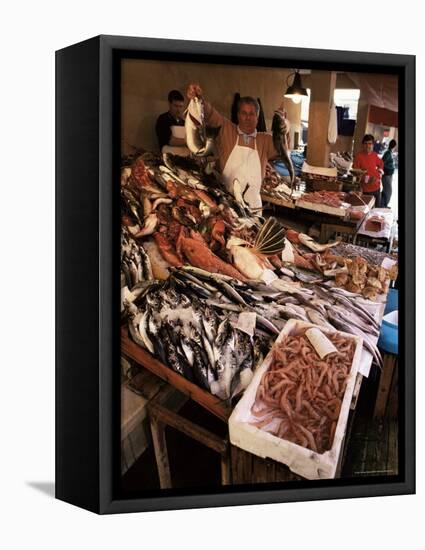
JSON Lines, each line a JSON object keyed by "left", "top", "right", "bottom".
{"left": 120, "top": 368, "right": 398, "bottom": 494}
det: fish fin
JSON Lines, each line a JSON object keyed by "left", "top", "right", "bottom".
{"left": 253, "top": 217, "right": 286, "bottom": 256}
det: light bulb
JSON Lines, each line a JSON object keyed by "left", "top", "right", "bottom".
{"left": 291, "top": 95, "right": 302, "bottom": 104}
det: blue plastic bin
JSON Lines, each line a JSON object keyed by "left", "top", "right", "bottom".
{"left": 378, "top": 310, "right": 398, "bottom": 355}
{"left": 384, "top": 288, "right": 398, "bottom": 315}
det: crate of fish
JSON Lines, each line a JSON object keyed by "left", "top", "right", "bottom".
{"left": 229, "top": 319, "right": 363, "bottom": 480}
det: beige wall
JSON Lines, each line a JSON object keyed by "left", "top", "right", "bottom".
{"left": 121, "top": 59, "right": 301, "bottom": 155}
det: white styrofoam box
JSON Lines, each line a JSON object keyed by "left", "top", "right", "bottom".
{"left": 229, "top": 320, "right": 363, "bottom": 480}
{"left": 301, "top": 161, "right": 337, "bottom": 178}
{"left": 295, "top": 198, "right": 348, "bottom": 218}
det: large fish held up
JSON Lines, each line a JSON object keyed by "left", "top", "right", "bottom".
{"left": 185, "top": 96, "right": 220, "bottom": 157}
{"left": 271, "top": 109, "right": 295, "bottom": 194}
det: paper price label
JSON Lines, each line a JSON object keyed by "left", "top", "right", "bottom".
{"left": 236, "top": 312, "right": 257, "bottom": 337}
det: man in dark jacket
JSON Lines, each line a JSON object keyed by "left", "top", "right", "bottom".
{"left": 155, "top": 90, "right": 186, "bottom": 152}
{"left": 381, "top": 139, "right": 397, "bottom": 208}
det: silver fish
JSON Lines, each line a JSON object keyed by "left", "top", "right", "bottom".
{"left": 191, "top": 342, "right": 210, "bottom": 390}
{"left": 138, "top": 245, "right": 153, "bottom": 281}
{"left": 128, "top": 317, "right": 147, "bottom": 349}
{"left": 332, "top": 293, "right": 379, "bottom": 329}
{"left": 185, "top": 97, "right": 220, "bottom": 157}
{"left": 211, "top": 319, "right": 237, "bottom": 399}
{"left": 306, "top": 308, "right": 334, "bottom": 329}
{"left": 272, "top": 110, "right": 295, "bottom": 193}
{"left": 127, "top": 258, "right": 139, "bottom": 287}
{"left": 121, "top": 261, "right": 132, "bottom": 288}
{"left": 180, "top": 336, "right": 195, "bottom": 367}
{"left": 255, "top": 314, "right": 280, "bottom": 335}
{"left": 326, "top": 310, "right": 383, "bottom": 368}
{"left": 174, "top": 269, "right": 218, "bottom": 293}
{"left": 138, "top": 311, "right": 155, "bottom": 353}
{"left": 205, "top": 300, "right": 242, "bottom": 313}
{"left": 160, "top": 325, "right": 186, "bottom": 377}
{"left": 332, "top": 305, "right": 380, "bottom": 337}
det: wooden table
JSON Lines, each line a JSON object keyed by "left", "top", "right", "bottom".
{"left": 122, "top": 332, "right": 368, "bottom": 485}
{"left": 121, "top": 325, "right": 302, "bottom": 485}
{"left": 261, "top": 194, "right": 366, "bottom": 243}
{"left": 121, "top": 285, "right": 390, "bottom": 486}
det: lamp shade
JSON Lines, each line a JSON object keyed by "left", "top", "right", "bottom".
{"left": 284, "top": 71, "right": 308, "bottom": 101}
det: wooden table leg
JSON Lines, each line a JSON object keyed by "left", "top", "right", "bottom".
{"left": 149, "top": 417, "right": 172, "bottom": 489}
{"left": 148, "top": 384, "right": 230, "bottom": 487}
{"left": 220, "top": 452, "right": 231, "bottom": 485}
{"left": 374, "top": 353, "right": 397, "bottom": 418}
{"left": 320, "top": 224, "right": 329, "bottom": 243}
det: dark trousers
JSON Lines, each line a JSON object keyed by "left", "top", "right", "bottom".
{"left": 364, "top": 190, "right": 381, "bottom": 208}
{"left": 381, "top": 174, "right": 393, "bottom": 208}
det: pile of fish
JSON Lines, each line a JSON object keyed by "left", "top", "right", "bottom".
{"left": 126, "top": 278, "right": 256, "bottom": 401}
{"left": 123, "top": 263, "right": 384, "bottom": 400}
{"left": 120, "top": 151, "right": 291, "bottom": 287}
{"left": 120, "top": 149, "right": 389, "bottom": 402}
{"left": 299, "top": 191, "right": 347, "bottom": 208}
{"left": 121, "top": 228, "right": 153, "bottom": 287}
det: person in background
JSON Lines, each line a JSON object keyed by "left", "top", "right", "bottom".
{"left": 373, "top": 139, "right": 384, "bottom": 154}
{"left": 186, "top": 83, "right": 290, "bottom": 211}
{"left": 353, "top": 134, "right": 384, "bottom": 207}
{"left": 381, "top": 139, "right": 397, "bottom": 208}
{"left": 155, "top": 90, "right": 187, "bottom": 153}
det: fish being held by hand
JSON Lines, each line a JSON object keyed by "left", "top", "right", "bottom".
{"left": 272, "top": 109, "right": 295, "bottom": 194}
{"left": 185, "top": 96, "right": 220, "bottom": 157}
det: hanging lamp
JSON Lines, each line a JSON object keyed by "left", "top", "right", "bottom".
{"left": 284, "top": 70, "right": 308, "bottom": 104}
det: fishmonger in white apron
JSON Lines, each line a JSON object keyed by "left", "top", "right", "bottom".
{"left": 222, "top": 130, "right": 262, "bottom": 211}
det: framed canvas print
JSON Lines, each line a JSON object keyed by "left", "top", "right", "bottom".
{"left": 56, "top": 35, "right": 415, "bottom": 514}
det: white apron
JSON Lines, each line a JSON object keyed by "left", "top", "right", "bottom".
{"left": 222, "top": 134, "right": 262, "bottom": 210}
{"left": 161, "top": 124, "right": 190, "bottom": 156}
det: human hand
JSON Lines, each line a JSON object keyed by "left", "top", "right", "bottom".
{"left": 186, "top": 83, "right": 203, "bottom": 99}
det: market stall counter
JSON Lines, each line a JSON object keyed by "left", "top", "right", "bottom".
{"left": 120, "top": 152, "right": 398, "bottom": 486}
{"left": 261, "top": 177, "right": 374, "bottom": 243}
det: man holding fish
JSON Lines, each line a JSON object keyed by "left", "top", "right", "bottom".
{"left": 186, "top": 83, "right": 295, "bottom": 211}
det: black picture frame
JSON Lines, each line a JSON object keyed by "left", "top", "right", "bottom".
{"left": 56, "top": 34, "right": 415, "bottom": 514}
